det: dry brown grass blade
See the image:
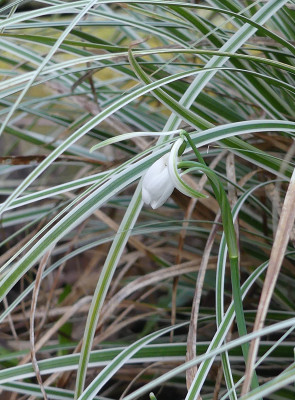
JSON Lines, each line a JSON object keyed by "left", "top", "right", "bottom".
{"left": 66, "top": 192, "right": 149, "bottom": 256}
{"left": 36, "top": 221, "right": 88, "bottom": 336}
{"left": 0, "top": 225, "right": 40, "bottom": 266}
{"left": 10, "top": 303, "right": 91, "bottom": 322}
{"left": 273, "top": 141, "right": 295, "bottom": 240}
{"left": 119, "top": 361, "right": 163, "bottom": 400}
{"left": 186, "top": 211, "right": 221, "bottom": 392}
{"left": 98, "top": 260, "right": 203, "bottom": 329}
{"left": 241, "top": 169, "right": 295, "bottom": 396}
{"left": 171, "top": 196, "right": 197, "bottom": 342}
{"left": 47, "top": 79, "right": 149, "bottom": 151}
{"left": 18, "top": 296, "right": 92, "bottom": 366}
{"left": 3, "top": 296, "right": 18, "bottom": 341}
{"left": 212, "top": 363, "right": 224, "bottom": 400}
{"left": 96, "top": 287, "right": 159, "bottom": 344}
{"left": 108, "top": 251, "right": 142, "bottom": 298}
{"left": 0, "top": 155, "right": 106, "bottom": 166}
{"left": 94, "top": 311, "right": 157, "bottom": 346}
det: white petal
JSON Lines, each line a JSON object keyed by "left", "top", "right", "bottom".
{"left": 145, "top": 166, "right": 168, "bottom": 191}
{"left": 142, "top": 153, "right": 174, "bottom": 208}
{"left": 150, "top": 181, "right": 175, "bottom": 209}
{"left": 143, "top": 155, "right": 167, "bottom": 180}
{"left": 142, "top": 186, "right": 152, "bottom": 205}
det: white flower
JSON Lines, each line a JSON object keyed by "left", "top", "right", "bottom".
{"left": 142, "top": 153, "right": 175, "bottom": 209}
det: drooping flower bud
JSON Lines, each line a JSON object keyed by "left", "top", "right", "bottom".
{"left": 142, "top": 153, "right": 175, "bottom": 209}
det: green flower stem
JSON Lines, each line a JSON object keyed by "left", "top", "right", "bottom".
{"left": 178, "top": 160, "right": 259, "bottom": 389}
{"left": 180, "top": 129, "right": 206, "bottom": 166}
{"left": 178, "top": 161, "right": 237, "bottom": 257}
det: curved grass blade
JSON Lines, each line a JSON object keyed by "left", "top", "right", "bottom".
{"left": 78, "top": 323, "right": 187, "bottom": 400}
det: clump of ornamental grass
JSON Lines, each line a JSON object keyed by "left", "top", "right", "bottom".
{"left": 0, "top": 1, "right": 295, "bottom": 400}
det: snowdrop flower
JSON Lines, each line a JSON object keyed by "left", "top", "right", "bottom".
{"left": 142, "top": 153, "right": 175, "bottom": 209}
{"left": 142, "top": 137, "right": 205, "bottom": 209}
